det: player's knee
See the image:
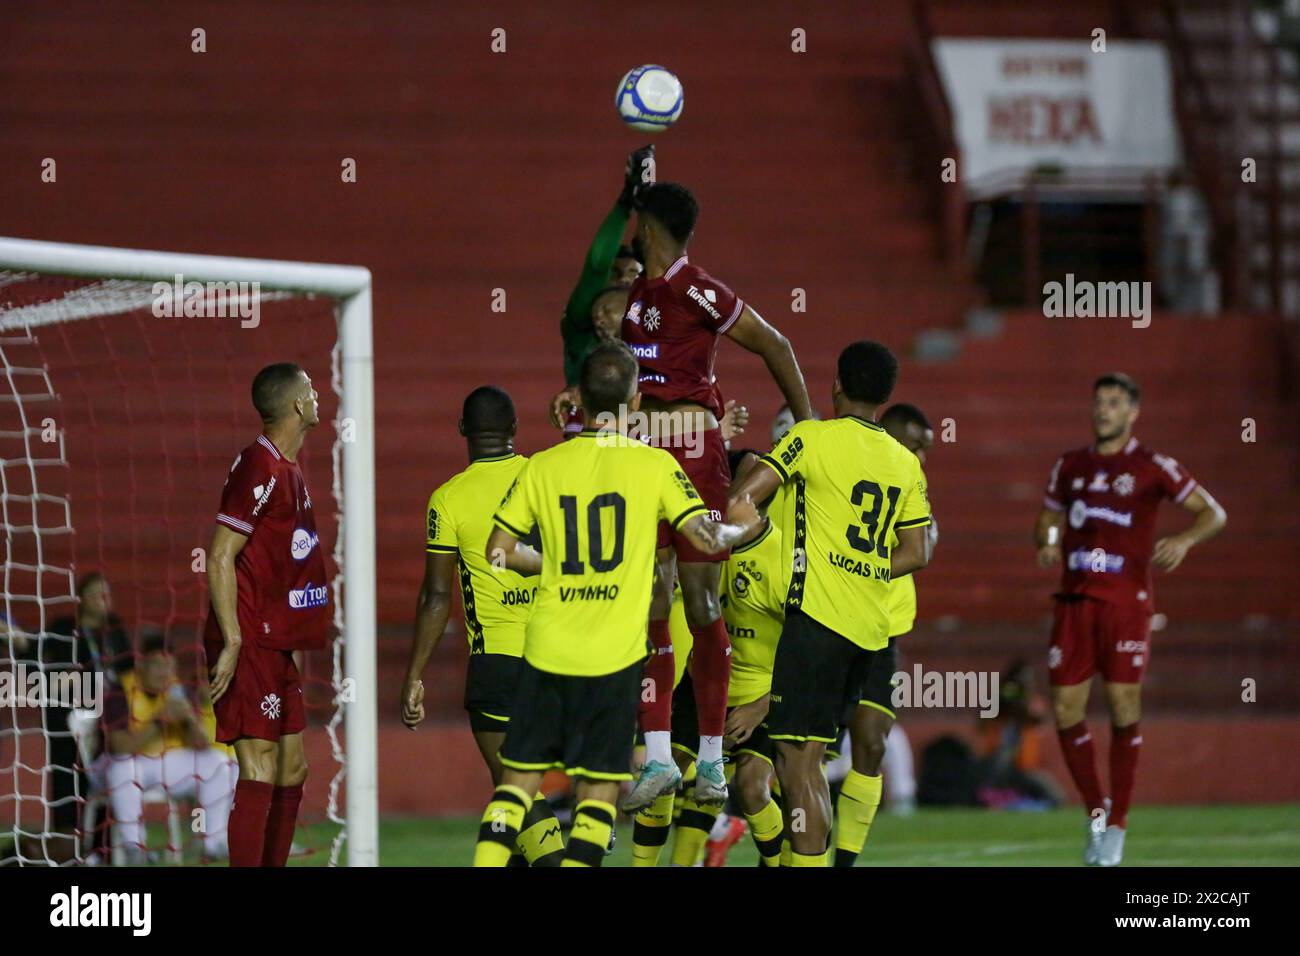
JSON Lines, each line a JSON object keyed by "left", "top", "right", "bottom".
{"left": 1051, "top": 693, "right": 1085, "bottom": 728}
{"left": 852, "top": 734, "right": 887, "bottom": 775}
{"left": 736, "top": 767, "right": 771, "bottom": 812}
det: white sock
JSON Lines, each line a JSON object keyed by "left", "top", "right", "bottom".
{"left": 644, "top": 731, "right": 672, "bottom": 765}
{"left": 698, "top": 735, "right": 723, "bottom": 764}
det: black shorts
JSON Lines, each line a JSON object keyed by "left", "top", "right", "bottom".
{"left": 856, "top": 636, "right": 899, "bottom": 719}
{"left": 464, "top": 652, "right": 521, "bottom": 733}
{"left": 670, "top": 671, "right": 773, "bottom": 765}
{"left": 498, "top": 658, "right": 642, "bottom": 781}
{"left": 768, "top": 610, "right": 876, "bottom": 744}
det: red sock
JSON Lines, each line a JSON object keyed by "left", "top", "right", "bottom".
{"left": 1056, "top": 721, "right": 1106, "bottom": 816}
{"left": 638, "top": 620, "right": 674, "bottom": 733}
{"left": 228, "top": 779, "right": 273, "bottom": 867}
{"left": 1108, "top": 724, "right": 1142, "bottom": 830}
{"left": 689, "top": 618, "right": 731, "bottom": 737}
{"left": 262, "top": 783, "right": 304, "bottom": 867}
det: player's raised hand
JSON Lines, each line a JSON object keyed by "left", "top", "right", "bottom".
{"left": 720, "top": 399, "right": 749, "bottom": 442}
{"left": 1152, "top": 535, "right": 1190, "bottom": 572}
{"left": 1036, "top": 543, "right": 1061, "bottom": 568}
{"left": 619, "top": 143, "right": 656, "bottom": 208}
{"left": 548, "top": 385, "right": 580, "bottom": 430}
{"left": 208, "top": 640, "right": 240, "bottom": 703}
{"left": 401, "top": 678, "right": 426, "bottom": 729}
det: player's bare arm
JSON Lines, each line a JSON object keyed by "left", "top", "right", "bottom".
{"left": 1034, "top": 507, "right": 1064, "bottom": 567}
{"left": 485, "top": 525, "right": 543, "bottom": 576}
{"left": 206, "top": 523, "right": 248, "bottom": 702}
{"left": 401, "top": 550, "right": 458, "bottom": 730}
{"left": 723, "top": 694, "right": 769, "bottom": 747}
{"left": 727, "top": 456, "right": 783, "bottom": 513}
{"left": 891, "top": 524, "right": 930, "bottom": 579}
{"left": 724, "top": 305, "right": 814, "bottom": 421}
{"left": 1153, "top": 486, "right": 1226, "bottom": 572}
{"left": 678, "top": 495, "right": 761, "bottom": 554}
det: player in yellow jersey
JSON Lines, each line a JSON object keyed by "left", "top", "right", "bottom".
{"left": 632, "top": 450, "right": 788, "bottom": 867}
{"left": 832, "top": 402, "right": 936, "bottom": 866}
{"left": 472, "top": 343, "right": 759, "bottom": 867}
{"left": 728, "top": 341, "right": 932, "bottom": 866}
{"left": 400, "top": 385, "right": 564, "bottom": 866}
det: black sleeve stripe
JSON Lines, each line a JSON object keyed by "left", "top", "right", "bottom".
{"left": 895, "top": 516, "right": 932, "bottom": 529}
{"left": 493, "top": 515, "right": 529, "bottom": 539}
{"left": 425, "top": 544, "right": 458, "bottom": 554}
{"left": 758, "top": 454, "right": 788, "bottom": 482}
{"left": 670, "top": 503, "right": 709, "bottom": 531}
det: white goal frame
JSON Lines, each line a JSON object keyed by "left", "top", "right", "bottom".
{"left": 0, "top": 236, "right": 378, "bottom": 867}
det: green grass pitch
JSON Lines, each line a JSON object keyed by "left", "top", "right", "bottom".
{"left": 286, "top": 804, "right": 1300, "bottom": 867}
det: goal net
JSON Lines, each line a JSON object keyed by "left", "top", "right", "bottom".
{"left": 0, "top": 238, "right": 376, "bottom": 867}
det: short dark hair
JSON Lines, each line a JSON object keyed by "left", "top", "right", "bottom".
{"left": 251, "top": 362, "right": 305, "bottom": 423}
{"left": 837, "top": 341, "right": 898, "bottom": 406}
{"left": 462, "top": 385, "right": 516, "bottom": 436}
{"left": 635, "top": 182, "right": 699, "bottom": 244}
{"left": 1094, "top": 372, "right": 1140, "bottom": 403}
{"left": 139, "top": 627, "right": 168, "bottom": 658}
{"left": 580, "top": 342, "right": 639, "bottom": 418}
{"left": 880, "top": 402, "right": 931, "bottom": 432}
{"left": 616, "top": 245, "right": 636, "bottom": 261}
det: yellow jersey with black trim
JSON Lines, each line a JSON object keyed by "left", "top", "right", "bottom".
{"left": 760, "top": 416, "right": 930, "bottom": 651}
{"left": 426, "top": 453, "right": 535, "bottom": 658}
{"left": 493, "top": 430, "right": 708, "bottom": 677}
{"left": 720, "top": 518, "right": 787, "bottom": 706}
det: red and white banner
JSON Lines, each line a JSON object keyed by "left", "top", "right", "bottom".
{"left": 932, "top": 39, "right": 1182, "bottom": 192}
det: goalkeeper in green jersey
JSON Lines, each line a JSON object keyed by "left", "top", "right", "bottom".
{"left": 549, "top": 145, "right": 653, "bottom": 435}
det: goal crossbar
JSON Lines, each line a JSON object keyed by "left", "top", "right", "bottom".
{"left": 0, "top": 236, "right": 379, "bottom": 867}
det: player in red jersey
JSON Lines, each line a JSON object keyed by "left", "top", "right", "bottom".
{"left": 613, "top": 182, "right": 814, "bottom": 811}
{"left": 1033, "top": 373, "right": 1225, "bottom": 867}
{"left": 204, "top": 363, "right": 331, "bottom": 867}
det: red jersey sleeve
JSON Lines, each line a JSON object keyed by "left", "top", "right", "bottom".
{"left": 1151, "top": 451, "right": 1197, "bottom": 504}
{"left": 215, "top": 448, "right": 276, "bottom": 537}
{"left": 685, "top": 272, "right": 744, "bottom": 334}
{"left": 1043, "top": 456, "right": 1066, "bottom": 511}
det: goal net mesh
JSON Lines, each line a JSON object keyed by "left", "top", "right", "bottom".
{"left": 0, "top": 270, "right": 347, "bottom": 866}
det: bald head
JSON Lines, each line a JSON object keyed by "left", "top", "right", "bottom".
{"left": 580, "top": 342, "right": 639, "bottom": 419}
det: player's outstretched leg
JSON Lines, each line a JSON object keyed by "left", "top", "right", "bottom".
{"left": 679, "top": 561, "right": 731, "bottom": 805}
{"left": 624, "top": 552, "right": 683, "bottom": 812}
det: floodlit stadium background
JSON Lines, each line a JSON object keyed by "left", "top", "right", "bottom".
{"left": 0, "top": 0, "right": 1296, "bottom": 858}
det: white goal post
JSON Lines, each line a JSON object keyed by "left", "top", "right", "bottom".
{"left": 0, "top": 236, "right": 378, "bottom": 867}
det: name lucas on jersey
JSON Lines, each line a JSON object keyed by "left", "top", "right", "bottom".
{"left": 828, "top": 549, "right": 891, "bottom": 582}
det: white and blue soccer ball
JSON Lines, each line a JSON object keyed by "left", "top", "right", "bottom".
{"left": 615, "top": 65, "right": 684, "bottom": 133}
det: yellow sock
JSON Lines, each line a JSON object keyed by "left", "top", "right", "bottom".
{"left": 790, "top": 850, "right": 826, "bottom": 867}
{"left": 632, "top": 791, "right": 675, "bottom": 867}
{"left": 515, "top": 792, "right": 565, "bottom": 866}
{"left": 744, "top": 798, "right": 784, "bottom": 867}
{"left": 473, "top": 785, "right": 532, "bottom": 867}
{"left": 833, "top": 770, "right": 883, "bottom": 867}
{"left": 671, "top": 792, "right": 719, "bottom": 866}
{"left": 562, "top": 799, "right": 616, "bottom": 867}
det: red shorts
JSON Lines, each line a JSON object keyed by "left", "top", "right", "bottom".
{"left": 1048, "top": 596, "right": 1152, "bottom": 686}
{"left": 653, "top": 426, "right": 731, "bottom": 563}
{"left": 204, "top": 638, "right": 306, "bottom": 743}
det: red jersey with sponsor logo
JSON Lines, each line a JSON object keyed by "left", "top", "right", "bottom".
{"left": 203, "top": 434, "right": 330, "bottom": 651}
{"left": 1043, "top": 437, "right": 1197, "bottom": 610}
{"left": 621, "top": 255, "right": 744, "bottom": 419}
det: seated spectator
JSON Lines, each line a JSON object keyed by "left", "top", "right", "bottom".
{"left": 975, "top": 659, "right": 1063, "bottom": 809}
{"left": 98, "top": 632, "right": 237, "bottom": 863}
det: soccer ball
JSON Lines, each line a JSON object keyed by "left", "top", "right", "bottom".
{"left": 615, "top": 65, "right": 684, "bottom": 133}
